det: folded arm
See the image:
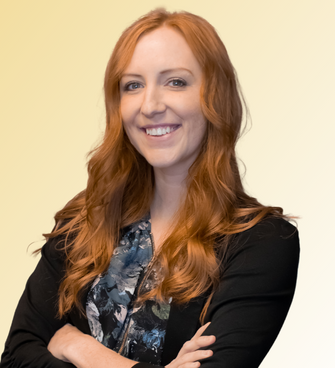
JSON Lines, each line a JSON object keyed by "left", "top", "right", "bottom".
{"left": 47, "top": 323, "right": 215, "bottom": 368}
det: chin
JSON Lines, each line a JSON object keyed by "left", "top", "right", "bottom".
{"left": 146, "top": 159, "right": 175, "bottom": 170}
{"left": 143, "top": 155, "right": 178, "bottom": 170}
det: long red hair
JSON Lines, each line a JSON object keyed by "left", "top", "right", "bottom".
{"left": 44, "top": 9, "right": 283, "bottom": 320}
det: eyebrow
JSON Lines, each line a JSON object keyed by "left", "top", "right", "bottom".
{"left": 160, "top": 68, "right": 194, "bottom": 76}
{"left": 121, "top": 67, "right": 194, "bottom": 79}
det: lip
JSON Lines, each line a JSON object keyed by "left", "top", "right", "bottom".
{"left": 140, "top": 124, "right": 180, "bottom": 130}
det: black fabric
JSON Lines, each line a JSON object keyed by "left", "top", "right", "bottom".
{"left": 0, "top": 217, "right": 299, "bottom": 368}
{"left": 197, "top": 218, "right": 300, "bottom": 367}
{"left": 160, "top": 297, "right": 205, "bottom": 365}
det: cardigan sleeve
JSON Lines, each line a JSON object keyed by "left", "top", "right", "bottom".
{"left": 199, "top": 217, "right": 300, "bottom": 367}
{"left": 134, "top": 218, "right": 300, "bottom": 368}
{"left": 0, "top": 235, "right": 75, "bottom": 368}
{"left": 0, "top": 233, "right": 147, "bottom": 368}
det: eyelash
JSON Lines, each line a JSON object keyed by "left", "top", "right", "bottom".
{"left": 123, "top": 78, "right": 187, "bottom": 91}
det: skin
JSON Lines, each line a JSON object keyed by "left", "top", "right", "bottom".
{"left": 48, "top": 27, "right": 214, "bottom": 367}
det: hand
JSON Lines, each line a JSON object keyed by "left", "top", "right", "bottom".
{"left": 47, "top": 323, "right": 87, "bottom": 363}
{"left": 165, "top": 322, "right": 215, "bottom": 368}
{"left": 48, "top": 324, "right": 135, "bottom": 368}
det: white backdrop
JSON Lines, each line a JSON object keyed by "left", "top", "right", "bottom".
{"left": 1, "top": 0, "right": 334, "bottom": 366}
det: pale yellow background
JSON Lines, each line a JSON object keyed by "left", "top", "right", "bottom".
{"left": 1, "top": 0, "right": 334, "bottom": 366}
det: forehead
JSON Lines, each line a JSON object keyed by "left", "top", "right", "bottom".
{"left": 123, "top": 26, "right": 202, "bottom": 75}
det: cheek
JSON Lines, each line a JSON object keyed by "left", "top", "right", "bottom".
{"left": 186, "top": 102, "right": 206, "bottom": 131}
{"left": 120, "top": 96, "right": 142, "bottom": 136}
{"left": 188, "top": 105, "right": 207, "bottom": 142}
{"left": 122, "top": 124, "right": 138, "bottom": 152}
{"left": 174, "top": 90, "right": 203, "bottom": 119}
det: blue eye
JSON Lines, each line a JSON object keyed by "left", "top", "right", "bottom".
{"left": 125, "top": 82, "right": 143, "bottom": 91}
{"left": 169, "top": 79, "right": 186, "bottom": 87}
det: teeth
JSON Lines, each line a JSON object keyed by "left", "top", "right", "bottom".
{"left": 146, "top": 126, "right": 176, "bottom": 136}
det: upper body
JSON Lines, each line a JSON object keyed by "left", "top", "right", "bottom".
{"left": 0, "top": 216, "right": 299, "bottom": 368}
{"left": 1, "top": 8, "right": 300, "bottom": 368}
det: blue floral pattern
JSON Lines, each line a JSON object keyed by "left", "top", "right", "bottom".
{"left": 86, "top": 215, "right": 171, "bottom": 364}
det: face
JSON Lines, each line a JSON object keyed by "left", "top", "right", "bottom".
{"left": 120, "top": 27, "right": 207, "bottom": 176}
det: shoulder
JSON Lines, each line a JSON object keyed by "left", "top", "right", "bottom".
{"left": 237, "top": 216, "right": 298, "bottom": 244}
{"left": 208, "top": 217, "right": 300, "bottom": 319}
{"left": 227, "top": 217, "right": 299, "bottom": 262}
{"left": 36, "top": 231, "right": 72, "bottom": 281}
{"left": 220, "top": 217, "right": 300, "bottom": 292}
{"left": 40, "top": 220, "right": 76, "bottom": 266}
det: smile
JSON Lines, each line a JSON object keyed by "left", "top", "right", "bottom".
{"left": 144, "top": 125, "right": 180, "bottom": 136}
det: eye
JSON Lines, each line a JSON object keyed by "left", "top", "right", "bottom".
{"left": 168, "top": 79, "right": 187, "bottom": 87}
{"left": 124, "top": 82, "right": 143, "bottom": 91}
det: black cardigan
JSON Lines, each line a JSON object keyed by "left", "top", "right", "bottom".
{"left": 0, "top": 217, "right": 299, "bottom": 368}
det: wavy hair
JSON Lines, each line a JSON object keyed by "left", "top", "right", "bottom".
{"left": 44, "top": 9, "right": 284, "bottom": 320}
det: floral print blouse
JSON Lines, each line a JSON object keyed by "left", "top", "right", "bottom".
{"left": 86, "top": 215, "right": 170, "bottom": 365}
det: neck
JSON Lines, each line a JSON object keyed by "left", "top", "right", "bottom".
{"left": 150, "top": 167, "right": 188, "bottom": 225}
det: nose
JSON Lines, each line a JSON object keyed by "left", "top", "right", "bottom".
{"left": 140, "top": 86, "right": 166, "bottom": 118}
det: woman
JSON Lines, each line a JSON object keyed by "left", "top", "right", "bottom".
{"left": 0, "top": 9, "right": 299, "bottom": 368}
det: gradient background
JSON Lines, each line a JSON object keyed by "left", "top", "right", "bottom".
{"left": 1, "top": 0, "right": 334, "bottom": 366}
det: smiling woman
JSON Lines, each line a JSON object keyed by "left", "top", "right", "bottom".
{"left": 0, "top": 8, "right": 299, "bottom": 368}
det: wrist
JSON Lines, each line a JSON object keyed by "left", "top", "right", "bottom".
{"left": 66, "top": 334, "right": 97, "bottom": 367}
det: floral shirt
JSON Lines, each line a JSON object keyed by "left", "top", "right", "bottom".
{"left": 86, "top": 215, "right": 170, "bottom": 365}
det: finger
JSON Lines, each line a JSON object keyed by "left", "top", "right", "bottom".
{"left": 196, "top": 335, "right": 216, "bottom": 347}
{"left": 191, "top": 322, "right": 211, "bottom": 340}
{"left": 178, "top": 349, "right": 213, "bottom": 365}
{"left": 179, "top": 363, "right": 201, "bottom": 368}
{"left": 179, "top": 336, "right": 215, "bottom": 356}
